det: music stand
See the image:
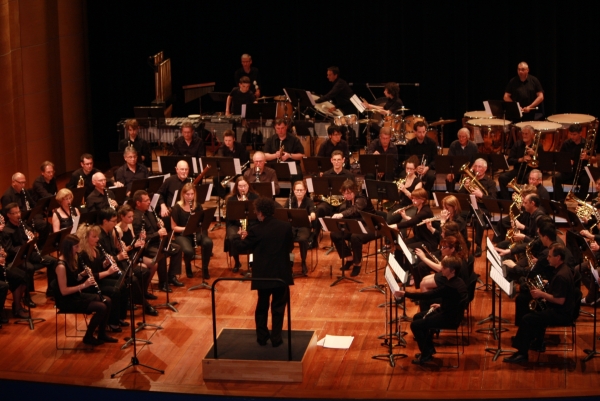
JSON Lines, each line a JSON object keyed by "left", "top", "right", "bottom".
{"left": 153, "top": 235, "right": 178, "bottom": 312}
{"left": 435, "top": 155, "right": 470, "bottom": 177}
{"left": 148, "top": 176, "right": 165, "bottom": 195}
{"left": 310, "top": 176, "right": 348, "bottom": 198}
{"left": 195, "top": 183, "right": 211, "bottom": 205}
{"left": 110, "top": 186, "right": 127, "bottom": 206}
{"left": 203, "top": 157, "right": 239, "bottom": 230}
{"left": 284, "top": 88, "right": 314, "bottom": 118}
{"left": 274, "top": 208, "right": 313, "bottom": 277}
{"left": 188, "top": 206, "right": 217, "bottom": 291}
{"left": 130, "top": 178, "right": 150, "bottom": 195}
{"left": 475, "top": 153, "right": 509, "bottom": 177}
{"left": 583, "top": 259, "right": 600, "bottom": 362}
{"left": 273, "top": 162, "right": 298, "bottom": 182}
{"left": 26, "top": 196, "right": 52, "bottom": 226}
{"left": 547, "top": 200, "right": 573, "bottom": 225}
{"left": 303, "top": 157, "right": 333, "bottom": 177}
{"left": 537, "top": 152, "right": 572, "bottom": 179}
{"left": 359, "top": 212, "right": 390, "bottom": 294}
{"left": 322, "top": 218, "right": 364, "bottom": 286}
{"left": 40, "top": 228, "right": 70, "bottom": 257}
{"left": 364, "top": 179, "right": 400, "bottom": 211}
{"left": 79, "top": 210, "right": 99, "bottom": 226}
{"left": 12, "top": 240, "right": 45, "bottom": 330}
{"left": 253, "top": 182, "right": 276, "bottom": 199}
{"left": 71, "top": 187, "right": 86, "bottom": 209}
{"left": 360, "top": 154, "right": 396, "bottom": 180}
{"left": 226, "top": 200, "right": 257, "bottom": 277}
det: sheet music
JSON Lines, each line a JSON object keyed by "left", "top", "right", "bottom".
{"left": 234, "top": 158, "right": 242, "bottom": 175}
{"left": 318, "top": 217, "right": 328, "bottom": 231}
{"left": 358, "top": 221, "right": 368, "bottom": 234}
{"left": 470, "top": 194, "right": 478, "bottom": 210}
{"left": 592, "top": 266, "right": 599, "bottom": 283}
{"left": 385, "top": 266, "right": 400, "bottom": 294}
{"left": 307, "top": 91, "right": 316, "bottom": 106}
{"left": 191, "top": 158, "right": 198, "bottom": 174}
{"left": 388, "top": 252, "right": 408, "bottom": 284}
{"left": 490, "top": 266, "right": 513, "bottom": 296}
{"left": 171, "top": 190, "right": 178, "bottom": 207}
{"left": 164, "top": 173, "right": 170, "bottom": 181}
{"left": 151, "top": 193, "right": 160, "bottom": 210}
{"left": 205, "top": 184, "right": 213, "bottom": 201}
{"left": 158, "top": 157, "right": 163, "bottom": 173}
{"left": 486, "top": 237, "right": 502, "bottom": 268}
{"left": 71, "top": 214, "right": 80, "bottom": 234}
{"left": 397, "top": 233, "right": 417, "bottom": 264}
{"left": 350, "top": 94, "right": 365, "bottom": 113}
{"left": 306, "top": 177, "right": 314, "bottom": 193}
{"left": 271, "top": 181, "right": 276, "bottom": 196}
{"left": 516, "top": 102, "right": 523, "bottom": 118}
{"left": 483, "top": 101, "right": 492, "bottom": 116}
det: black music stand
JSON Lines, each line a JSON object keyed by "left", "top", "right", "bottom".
{"left": 274, "top": 208, "right": 312, "bottom": 277}
{"left": 12, "top": 240, "right": 45, "bottom": 330}
{"left": 188, "top": 206, "right": 217, "bottom": 291}
{"left": 546, "top": 200, "right": 572, "bottom": 225}
{"left": 71, "top": 187, "right": 87, "bottom": 209}
{"left": 537, "top": 152, "right": 572, "bottom": 178}
{"left": 159, "top": 155, "right": 197, "bottom": 175}
{"left": 195, "top": 183, "right": 211, "bottom": 205}
{"left": 273, "top": 162, "right": 298, "bottom": 182}
{"left": 322, "top": 218, "right": 364, "bottom": 286}
{"left": 110, "top": 186, "right": 127, "bottom": 206}
{"left": 583, "top": 258, "right": 600, "bottom": 362}
{"left": 153, "top": 235, "right": 178, "bottom": 312}
{"left": 284, "top": 88, "right": 314, "bottom": 119}
{"left": 26, "top": 196, "right": 52, "bottom": 225}
{"left": 303, "top": 157, "right": 333, "bottom": 177}
{"left": 484, "top": 259, "right": 514, "bottom": 361}
{"left": 79, "top": 210, "right": 99, "bottom": 226}
{"left": 359, "top": 212, "right": 390, "bottom": 294}
{"left": 364, "top": 179, "right": 400, "bottom": 211}
{"left": 435, "top": 155, "right": 470, "bottom": 177}
{"left": 474, "top": 153, "right": 510, "bottom": 177}
{"left": 130, "top": 178, "right": 150, "bottom": 195}
{"left": 360, "top": 154, "right": 396, "bottom": 181}
{"left": 40, "top": 228, "right": 70, "bottom": 257}
{"left": 310, "top": 176, "right": 348, "bottom": 199}
{"left": 253, "top": 182, "right": 276, "bottom": 199}
{"left": 148, "top": 176, "right": 165, "bottom": 195}
{"left": 203, "top": 157, "right": 239, "bottom": 231}
{"left": 226, "top": 200, "right": 257, "bottom": 278}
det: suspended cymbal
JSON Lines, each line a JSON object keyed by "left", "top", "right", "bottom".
{"left": 358, "top": 119, "right": 379, "bottom": 124}
{"left": 397, "top": 107, "right": 410, "bottom": 111}
{"left": 429, "top": 119, "right": 457, "bottom": 127}
{"left": 256, "top": 96, "right": 275, "bottom": 101}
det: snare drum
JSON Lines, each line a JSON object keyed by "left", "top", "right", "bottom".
{"left": 404, "top": 115, "right": 427, "bottom": 133}
{"left": 383, "top": 114, "right": 402, "bottom": 133}
{"left": 467, "top": 118, "right": 511, "bottom": 154}
{"left": 514, "top": 121, "right": 562, "bottom": 152}
{"left": 274, "top": 95, "right": 293, "bottom": 120}
{"left": 311, "top": 93, "right": 344, "bottom": 118}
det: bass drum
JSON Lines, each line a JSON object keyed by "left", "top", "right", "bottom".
{"left": 311, "top": 93, "right": 344, "bottom": 118}
{"left": 274, "top": 95, "right": 293, "bottom": 120}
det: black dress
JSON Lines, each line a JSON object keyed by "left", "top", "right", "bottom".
{"left": 54, "top": 260, "right": 98, "bottom": 313}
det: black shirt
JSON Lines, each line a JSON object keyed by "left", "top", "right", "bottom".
{"left": 405, "top": 275, "right": 467, "bottom": 318}
{"left": 447, "top": 140, "right": 478, "bottom": 163}
{"left": 317, "top": 139, "right": 350, "bottom": 160}
{"left": 505, "top": 75, "right": 544, "bottom": 109}
{"left": 229, "top": 87, "right": 256, "bottom": 115}
{"left": 263, "top": 134, "right": 305, "bottom": 171}
{"left": 172, "top": 136, "right": 205, "bottom": 158}
{"left": 157, "top": 175, "right": 192, "bottom": 209}
{"left": 383, "top": 98, "right": 404, "bottom": 113}
{"left": 118, "top": 136, "right": 152, "bottom": 169}
{"left": 323, "top": 168, "right": 354, "bottom": 181}
{"left": 216, "top": 142, "right": 250, "bottom": 166}
{"left": 32, "top": 175, "right": 58, "bottom": 201}
{"left": 406, "top": 136, "right": 438, "bottom": 170}
{"left": 86, "top": 188, "right": 115, "bottom": 212}
{"left": 1, "top": 186, "right": 36, "bottom": 212}
{"left": 234, "top": 66, "right": 260, "bottom": 91}
{"left": 559, "top": 139, "right": 586, "bottom": 172}
{"left": 114, "top": 163, "right": 149, "bottom": 192}
{"left": 66, "top": 168, "right": 102, "bottom": 197}
{"left": 316, "top": 78, "right": 354, "bottom": 115}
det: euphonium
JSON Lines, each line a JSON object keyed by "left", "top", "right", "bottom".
{"left": 566, "top": 191, "right": 600, "bottom": 230}
{"left": 458, "top": 162, "right": 488, "bottom": 196}
{"left": 525, "top": 274, "right": 547, "bottom": 311}
{"left": 526, "top": 131, "right": 542, "bottom": 168}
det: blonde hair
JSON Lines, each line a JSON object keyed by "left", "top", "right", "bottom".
{"left": 76, "top": 224, "right": 101, "bottom": 261}
{"left": 177, "top": 183, "right": 197, "bottom": 210}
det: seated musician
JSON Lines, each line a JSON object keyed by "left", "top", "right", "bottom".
{"left": 416, "top": 235, "right": 472, "bottom": 294}
{"left": 322, "top": 150, "right": 353, "bottom": 179}
{"left": 115, "top": 205, "right": 157, "bottom": 316}
{"left": 172, "top": 121, "right": 205, "bottom": 159}
{"left": 457, "top": 158, "right": 497, "bottom": 257}
{"left": 118, "top": 119, "right": 152, "bottom": 169}
{"left": 171, "top": 183, "right": 213, "bottom": 280}
{"left": 395, "top": 257, "right": 468, "bottom": 365}
{"left": 386, "top": 155, "right": 422, "bottom": 226}
{"left": 66, "top": 153, "right": 102, "bottom": 198}
{"left": 243, "top": 151, "right": 280, "bottom": 195}
{"left": 496, "top": 190, "right": 545, "bottom": 247}
{"left": 86, "top": 173, "right": 119, "bottom": 213}
{"left": 132, "top": 190, "right": 184, "bottom": 292}
{"left": 504, "top": 243, "right": 578, "bottom": 364}
{"left": 114, "top": 146, "right": 149, "bottom": 197}
{"left": 576, "top": 238, "right": 600, "bottom": 306}
{"left": 32, "top": 161, "right": 58, "bottom": 201}
{"left": 445, "top": 128, "right": 478, "bottom": 192}
{"left": 0, "top": 235, "right": 28, "bottom": 320}
{"left": 284, "top": 180, "right": 317, "bottom": 276}
{"left": 157, "top": 160, "right": 192, "bottom": 221}
{"left": 361, "top": 82, "right": 404, "bottom": 139}
{"left": 317, "top": 125, "right": 350, "bottom": 162}
{"left": 553, "top": 124, "right": 592, "bottom": 201}
{"left": 433, "top": 195, "right": 468, "bottom": 244}
{"left": 1, "top": 202, "right": 57, "bottom": 304}
{"left": 53, "top": 234, "right": 116, "bottom": 346}
{"left": 225, "top": 76, "right": 256, "bottom": 117}
{"left": 214, "top": 129, "right": 250, "bottom": 198}
{"left": 263, "top": 118, "right": 305, "bottom": 181}
{"left": 366, "top": 127, "right": 398, "bottom": 181}
{"left": 528, "top": 169, "right": 550, "bottom": 200}
{"left": 330, "top": 179, "right": 376, "bottom": 277}
{"left": 406, "top": 121, "right": 437, "bottom": 193}
{"left": 389, "top": 188, "right": 436, "bottom": 251}
{"left": 498, "top": 125, "right": 539, "bottom": 200}
{"left": 52, "top": 188, "right": 81, "bottom": 232}
{"left": 226, "top": 177, "right": 259, "bottom": 273}
{"left": 76, "top": 223, "right": 125, "bottom": 334}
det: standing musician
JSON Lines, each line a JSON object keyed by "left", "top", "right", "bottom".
{"left": 498, "top": 125, "right": 539, "bottom": 200}
{"left": 458, "top": 158, "right": 497, "bottom": 257}
{"left": 330, "top": 179, "right": 376, "bottom": 277}
{"left": 395, "top": 257, "right": 468, "bottom": 365}
{"left": 114, "top": 147, "right": 149, "bottom": 197}
{"left": 172, "top": 121, "right": 205, "bottom": 159}
{"left": 86, "top": 172, "right": 119, "bottom": 212}
{"left": 52, "top": 188, "right": 81, "bottom": 232}
{"left": 315, "top": 66, "right": 355, "bottom": 116}
{"left": 225, "top": 76, "right": 256, "bottom": 116}
{"left": 263, "top": 118, "right": 305, "bottom": 181}
{"left": 158, "top": 160, "right": 192, "bottom": 218}
{"left": 243, "top": 151, "right": 280, "bottom": 195}
{"left": 445, "top": 128, "right": 478, "bottom": 192}
{"left": 366, "top": 127, "right": 398, "bottom": 181}
{"left": 386, "top": 155, "right": 422, "bottom": 226}
{"left": 132, "top": 190, "right": 184, "bottom": 292}
{"left": 0, "top": 235, "right": 28, "bottom": 320}
{"left": 53, "top": 234, "right": 115, "bottom": 346}
{"left": 284, "top": 180, "right": 316, "bottom": 276}
{"left": 406, "top": 121, "right": 437, "bottom": 193}
{"left": 76, "top": 224, "right": 124, "bottom": 333}
{"left": 317, "top": 125, "right": 350, "bottom": 161}
{"left": 66, "top": 154, "right": 104, "bottom": 197}
{"left": 171, "top": 183, "right": 213, "bottom": 280}
{"left": 504, "top": 244, "right": 577, "bottom": 364}
{"left": 32, "top": 161, "right": 58, "bottom": 201}
{"left": 553, "top": 124, "right": 593, "bottom": 201}
{"left": 234, "top": 54, "right": 261, "bottom": 98}
{"left": 226, "top": 177, "right": 259, "bottom": 273}
{"left": 503, "top": 61, "right": 545, "bottom": 122}
{"left": 118, "top": 119, "right": 152, "bottom": 169}
{"left": 1, "top": 202, "right": 57, "bottom": 303}
{"left": 361, "top": 82, "right": 404, "bottom": 139}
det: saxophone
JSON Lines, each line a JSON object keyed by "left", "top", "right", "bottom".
{"left": 507, "top": 211, "right": 521, "bottom": 248}
{"left": 240, "top": 194, "right": 248, "bottom": 231}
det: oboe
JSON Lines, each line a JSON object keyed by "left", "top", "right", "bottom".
{"left": 80, "top": 259, "right": 106, "bottom": 302}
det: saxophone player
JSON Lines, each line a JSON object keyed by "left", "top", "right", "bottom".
{"left": 498, "top": 125, "right": 539, "bottom": 200}
{"left": 263, "top": 118, "right": 305, "bottom": 181}
{"left": 86, "top": 172, "right": 119, "bottom": 212}
{"left": 214, "top": 130, "right": 250, "bottom": 198}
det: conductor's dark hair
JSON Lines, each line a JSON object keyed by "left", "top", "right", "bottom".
{"left": 327, "top": 66, "right": 340, "bottom": 76}
{"left": 254, "top": 197, "right": 276, "bottom": 218}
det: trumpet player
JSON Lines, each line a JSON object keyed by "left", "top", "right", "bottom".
{"left": 366, "top": 128, "right": 397, "bottom": 181}
{"left": 264, "top": 118, "right": 305, "bottom": 181}
{"left": 406, "top": 121, "right": 437, "bottom": 193}
{"left": 86, "top": 172, "right": 119, "bottom": 212}
{"left": 553, "top": 124, "right": 592, "bottom": 201}
{"left": 243, "top": 151, "right": 280, "bottom": 195}
{"left": 504, "top": 244, "right": 577, "bottom": 364}
{"left": 213, "top": 130, "right": 250, "bottom": 199}
{"left": 226, "top": 177, "right": 259, "bottom": 273}
{"left": 498, "top": 125, "right": 539, "bottom": 200}
{"left": 386, "top": 155, "right": 422, "bottom": 226}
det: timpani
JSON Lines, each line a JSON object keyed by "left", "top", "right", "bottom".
{"left": 466, "top": 118, "right": 511, "bottom": 154}
{"left": 514, "top": 121, "right": 563, "bottom": 152}
{"left": 463, "top": 111, "right": 494, "bottom": 142}
{"left": 547, "top": 113, "right": 597, "bottom": 147}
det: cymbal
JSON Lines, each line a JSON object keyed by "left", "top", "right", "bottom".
{"left": 429, "top": 119, "right": 457, "bottom": 127}
{"left": 397, "top": 107, "right": 410, "bottom": 111}
{"left": 358, "top": 119, "right": 378, "bottom": 124}
{"left": 256, "top": 96, "right": 275, "bottom": 101}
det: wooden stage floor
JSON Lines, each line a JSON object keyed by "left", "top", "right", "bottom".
{"left": 1, "top": 222, "right": 600, "bottom": 400}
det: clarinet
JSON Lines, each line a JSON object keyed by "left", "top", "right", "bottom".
{"left": 188, "top": 200, "right": 198, "bottom": 248}
{"left": 97, "top": 244, "right": 122, "bottom": 277}
{"left": 20, "top": 219, "right": 41, "bottom": 257}
{"left": 255, "top": 166, "right": 261, "bottom": 183}
{"left": 106, "top": 190, "right": 116, "bottom": 210}
{"left": 80, "top": 259, "right": 106, "bottom": 303}
{"left": 22, "top": 188, "right": 31, "bottom": 211}
{"left": 150, "top": 206, "right": 165, "bottom": 229}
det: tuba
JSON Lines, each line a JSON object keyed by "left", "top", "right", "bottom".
{"left": 458, "top": 163, "right": 488, "bottom": 196}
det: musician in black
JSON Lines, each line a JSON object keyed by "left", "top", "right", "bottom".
{"left": 171, "top": 183, "right": 213, "bottom": 280}
{"left": 504, "top": 244, "right": 577, "bottom": 363}
{"left": 66, "top": 153, "right": 103, "bottom": 197}
{"left": 386, "top": 155, "right": 422, "bottom": 226}
{"left": 264, "top": 118, "right": 305, "bottom": 181}
{"left": 284, "top": 180, "right": 316, "bottom": 276}
{"left": 503, "top": 61, "right": 545, "bottom": 122}
{"left": 114, "top": 147, "right": 149, "bottom": 197}
{"left": 445, "top": 128, "right": 478, "bottom": 192}
{"left": 322, "top": 150, "right": 354, "bottom": 180}
{"left": 234, "top": 54, "right": 261, "bottom": 97}
{"left": 118, "top": 119, "right": 152, "bottom": 169}
{"left": 553, "top": 124, "right": 592, "bottom": 201}
{"left": 226, "top": 177, "right": 259, "bottom": 273}
{"left": 528, "top": 169, "right": 550, "bottom": 200}
{"left": 32, "top": 160, "right": 58, "bottom": 201}
{"left": 406, "top": 121, "right": 437, "bottom": 193}
{"left": 315, "top": 66, "right": 354, "bottom": 116}
{"left": 366, "top": 127, "right": 398, "bottom": 181}
{"left": 0, "top": 236, "right": 28, "bottom": 321}
{"left": 389, "top": 188, "right": 437, "bottom": 257}
{"left": 395, "top": 256, "right": 468, "bottom": 365}
{"left": 172, "top": 121, "right": 205, "bottom": 159}
{"left": 132, "top": 190, "right": 184, "bottom": 292}
{"left": 243, "top": 151, "right": 280, "bottom": 195}
{"left": 330, "top": 179, "right": 376, "bottom": 277}
{"left": 498, "top": 125, "right": 539, "bottom": 200}
{"left": 317, "top": 125, "right": 350, "bottom": 162}
{"left": 51, "top": 188, "right": 81, "bottom": 233}
{"left": 361, "top": 82, "right": 404, "bottom": 140}
{"left": 214, "top": 129, "right": 251, "bottom": 198}
{"left": 226, "top": 76, "right": 256, "bottom": 116}
{"left": 86, "top": 173, "right": 118, "bottom": 212}
{"left": 158, "top": 160, "right": 192, "bottom": 218}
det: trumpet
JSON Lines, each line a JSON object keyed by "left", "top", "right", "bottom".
{"left": 416, "top": 216, "right": 441, "bottom": 226}
{"left": 525, "top": 274, "right": 547, "bottom": 311}
{"left": 566, "top": 191, "right": 600, "bottom": 230}
{"left": 393, "top": 204, "right": 415, "bottom": 215}
{"left": 221, "top": 160, "right": 249, "bottom": 188}
{"left": 421, "top": 244, "right": 440, "bottom": 264}
{"left": 458, "top": 162, "right": 488, "bottom": 196}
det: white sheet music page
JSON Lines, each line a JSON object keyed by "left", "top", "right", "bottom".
{"left": 385, "top": 266, "right": 400, "bottom": 294}
{"left": 307, "top": 91, "right": 316, "bottom": 106}
{"left": 306, "top": 177, "right": 314, "bottom": 193}
{"left": 151, "top": 193, "right": 160, "bottom": 210}
{"left": 191, "top": 158, "right": 198, "bottom": 174}
{"left": 287, "top": 161, "right": 298, "bottom": 175}
{"left": 388, "top": 253, "right": 408, "bottom": 284}
{"left": 234, "top": 158, "right": 241, "bottom": 174}
{"left": 318, "top": 217, "right": 328, "bottom": 231}
{"left": 490, "top": 267, "right": 513, "bottom": 297}
{"left": 171, "top": 190, "right": 178, "bottom": 207}
{"left": 397, "top": 234, "right": 417, "bottom": 264}
{"left": 486, "top": 237, "right": 502, "bottom": 268}
{"left": 470, "top": 194, "right": 478, "bottom": 210}
{"left": 350, "top": 95, "right": 365, "bottom": 113}
{"left": 205, "top": 184, "right": 213, "bottom": 201}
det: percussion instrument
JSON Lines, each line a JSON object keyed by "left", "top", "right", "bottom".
{"left": 463, "top": 111, "right": 493, "bottom": 120}
{"left": 403, "top": 115, "right": 427, "bottom": 133}
{"left": 466, "top": 118, "right": 511, "bottom": 154}
{"left": 333, "top": 114, "right": 358, "bottom": 126}
{"left": 547, "top": 113, "right": 597, "bottom": 147}
{"left": 311, "top": 94, "right": 344, "bottom": 118}
{"left": 383, "top": 114, "right": 402, "bottom": 133}
{"left": 514, "top": 121, "right": 562, "bottom": 152}
{"left": 274, "top": 95, "right": 293, "bottom": 120}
